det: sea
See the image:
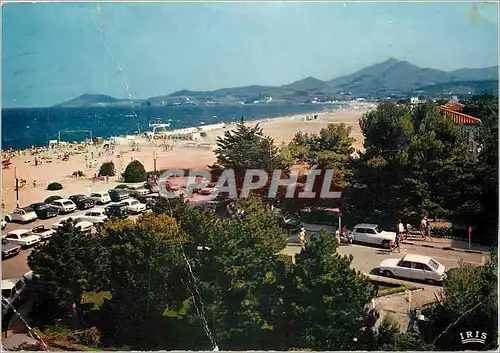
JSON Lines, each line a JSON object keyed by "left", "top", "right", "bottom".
{"left": 1, "top": 104, "right": 337, "bottom": 150}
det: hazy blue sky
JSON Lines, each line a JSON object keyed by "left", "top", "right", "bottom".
{"left": 2, "top": 1, "right": 498, "bottom": 108}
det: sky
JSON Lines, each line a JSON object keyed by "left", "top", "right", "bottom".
{"left": 2, "top": 1, "right": 499, "bottom": 108}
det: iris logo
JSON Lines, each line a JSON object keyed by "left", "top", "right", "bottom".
{"left": 459, "top": 331, "right": 487, "bottom": 345}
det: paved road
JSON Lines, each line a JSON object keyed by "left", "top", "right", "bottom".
{"left": 3, "top": 230, "right": 485, "bottom": 282}
{"left": 1, "top": 209, "right": 142, "bottom": 279}
{"left": 280, "top": 242, "right": 485, "bottom": 293}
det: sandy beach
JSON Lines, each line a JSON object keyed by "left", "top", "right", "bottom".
{"left": 1, "top": 109, "right": 368, "bottom": 212}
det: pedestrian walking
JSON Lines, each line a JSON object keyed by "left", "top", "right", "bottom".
{"left": 299, "top": 227, "right": 307, "bottom": 249}
{"left": 420, "top": 216, "right": 428, "bottom": 239}
{"left": 335, "top": 229, "right": 341, "bottom": 246}
{"left": 393, "top": 232, "right": 401, "bottom": 253}
{"left": 405, "top": 222, "right": 412, "bottom": 239}
{"left": 398, "top": 220, "right": 405, "bottom": 239}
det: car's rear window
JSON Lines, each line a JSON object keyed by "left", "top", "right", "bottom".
{"left": 63, "top": 201, "right": 73, "bottom": 206}
{"left": 428, "top": 259, "right": 439, "bottom": 270}
{"left": 91, "top": 193, "right": 101, "bottom": 197}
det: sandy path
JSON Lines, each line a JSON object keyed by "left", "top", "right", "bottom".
{"left": 1, "top": 109, "right": 367, "bottom": 212}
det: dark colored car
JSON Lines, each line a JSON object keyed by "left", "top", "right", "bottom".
{"left": 135, "top": 193, "right": 160, "bottom": 209}
{"left": 28, "top": 202, "right": 59, "bottom": 219}
{"left": 69, "top": 194, "right": 96, "bottom": 210}
{"left": 105, "top": 202, "right": 130, "bottom": 218}
{"left": 144, "top": 182, "right": 160, "bottom": 193}
{"left": 1, "top": 239, "right": 22, "bottom": 260}
{"left": 108, "top": 189, "right": 130, "bottom": 202}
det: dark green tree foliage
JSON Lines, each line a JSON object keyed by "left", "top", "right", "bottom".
{"left": 122, "top": 160, "right": 147, "bottom": 183}
{"left": 175, "top": 196, "right": 288, "bottom": 349}
{"left": 28, "top": 220, "right": 108, "bottom": 322}
{"left": 98, "top": 161, "right": 116, "bottom": 177}
{"left": 287, "top": 231, "right": 379, "bottom": 350}
{"left": 211, "top": 123, "right": 290, "bottom": 200}
{"left": 344, "top": 98, "right": 498, "bottom": 239}
{"left": 46, "top": 182, "right": 63, "bottom": 191}
{"left": 425, "top": 251, "right": 498, "bottom": 350}
{"left": 212, "top": 123, "right": 289, "bottom": 174}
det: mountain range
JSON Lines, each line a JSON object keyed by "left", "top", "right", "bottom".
{"left": 55, "top": 58, "right": 498, "bottom": 107}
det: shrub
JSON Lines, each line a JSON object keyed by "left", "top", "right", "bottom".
{"left": 44, "top": 195, "right": 63, "bottom": 204}
{"left": 98, "top": 162, "right": 116, "bottom": 177}
{"left": 122, "top": 160, "right": 147, "bottom": 183}
{"left": 47, "top": 182, "right": 63, "bottom": 191}
{"left": 72, "top": 170, "right": 85, "bottom": 177}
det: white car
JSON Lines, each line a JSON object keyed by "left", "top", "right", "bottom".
{"left": 121, "top": 199, "right": 147, "bottom": 214}
{"left": 89, "top": 192, "right": 112, "bottom": 205}
{"left": 2, "top": 277, "right": 28, "bottom": 315}
{"left": 51, "top": 199, "right": 77, "bottom": 214}
{"left": 30, "top": 225, "right": 56, "bottom": 240}
{"left": 4, "top": 229, "right": 41, "bottom": 248}
{"left": 4, "top": 207, "right": 38, "bottom": 224}
{"left": 350, "top": 223, "right": 396, "bottom": 248}
{"left": 379, "top": 254, "right": 447, "bottom": 285}
{"left": 52, "top": 216, "right": 93, "bottom": 233}
{"left": 80, "top": 208, "right": 108, "bottom": 224}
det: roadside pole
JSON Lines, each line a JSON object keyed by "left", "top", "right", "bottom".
{"left": 468, "top": 226, "right": 472, "bottom": 249}
{"left": 15, "top": 166, "right": 20, "bottom": 208}
{"left": 407, "top": 289, "right": 411, "bottom": 313}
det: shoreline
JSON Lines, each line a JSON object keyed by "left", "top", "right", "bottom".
{"left": 2, "top": 103, "right": 350, "bottom": 151}
{"left": 1, "top": 106, "right": 372, "bottom": 212}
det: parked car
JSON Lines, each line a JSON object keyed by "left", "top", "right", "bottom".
{"left": 105, "top": 202, "right": 130, "bottom": 218}
{"left": 1, "top": 239, "right": 22, "bottom": 260}
{"left": 125, "top": 184, "right": 150, "bottom": 197}
{"left": 52, "top": 216, "right": 93, "bottom": 233}
{"left": 4, "top": 229, "right": 41, "bottom": 248}
{"left": 135, "top": 193, "right": 159, "bottom": 209}
{"left": 31, "top": 225, "right": 56, "bottom": 240}
{"left": 121, "top": 199, "right": 147, "bottom": 214}
{"left": 108, "top": 189, "right": 130, "bottom": 202}
{"left": 28, "top": 202, "right": 59, "bottom": 219}
{"left": 4, "top": 207, "right": 38, "bottom": 224}
{"left": 350, "top": 223, "right": 396, "bottom": 248}
{"left": 80, "top": 208, "right": 108, "bottom": 224}
{"left": 1, "top": 218, "right": 6, "bottom": 230}
{"left": 379, "top": 254, "right": 447, "bottom": 285}
{"left": 51, "top": 199, "right": 77, "bottom": 214}
{"left": 89, "top": 191, "right": 112, "bottom": 205}
{"left": 69, "top": 194, "right": 96, "bottom": 210}
{"left": 2, "top": 275, "right": 31, "bottom": 316}
{"left": 144, "top": 182, "right": 159, "bottom": 193}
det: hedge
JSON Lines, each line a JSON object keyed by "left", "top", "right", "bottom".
{"left": 47, "top": 182, "right": 63, "bottom": 191}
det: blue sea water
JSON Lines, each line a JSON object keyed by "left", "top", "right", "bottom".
{"left": 1, "top": 104, "right": 334, "bottom": 150}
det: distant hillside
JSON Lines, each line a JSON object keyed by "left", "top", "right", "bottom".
{"left": 54, "top": 59, "right": 499, "bottom": 107}
{"left": 54, "top": 94, "right": 120, "bottom": 107}
{"left": 414, "top": 80, "right": 499, "bottom": 96}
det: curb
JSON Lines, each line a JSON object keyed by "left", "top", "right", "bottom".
{"left": 402, "top": 240, "right": 488, "bottom": 254}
